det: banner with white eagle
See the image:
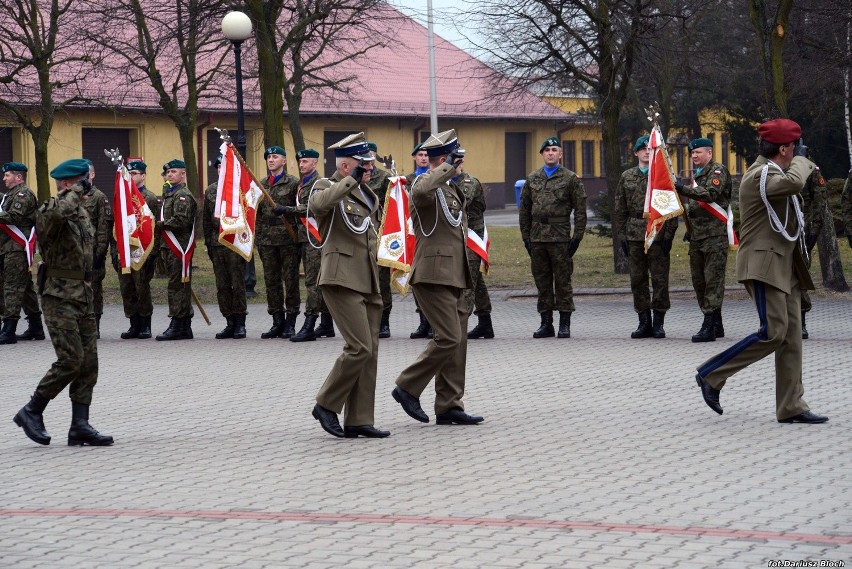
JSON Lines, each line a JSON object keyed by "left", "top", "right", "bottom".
{"left": 113, "top": 163, "right": 155, "bottom": 273}
{"left": 377, "top": 175, "right": 416, "bottom": 294}
{"left": 215, "top": 141, "right": 263, "bottom": 261}
{"left": 643, "top": 124, "right": 684, "bottom": 251}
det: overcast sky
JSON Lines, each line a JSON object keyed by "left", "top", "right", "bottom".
{"left": 389, "top": 0, "right": 476, "bottom": 54}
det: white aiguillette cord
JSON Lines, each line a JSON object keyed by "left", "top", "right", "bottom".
{"left": 759, "top": 159, "right": 807, "bottom": 258}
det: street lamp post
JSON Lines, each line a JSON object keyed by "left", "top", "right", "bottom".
{"left": 221, "top": 11, "right": 253, "bottom": 158}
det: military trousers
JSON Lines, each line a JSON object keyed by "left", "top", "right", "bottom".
{"left": 800, "top": 243, "right": 815, "bottom": 313}
{"left": 465, "top": 253, "right": 492, "bottom": 315}
{"left": 92, "top": 265, "right": 107, "bottom": 315}
{"left": 301, "top": 243, "right": 327, "bottom": 317}
{"left": 210, "top": 246, "right": 247, "bottom": 317}
{"left": 161, "top": 249, "right": 194, "bottom": 319}
{"left": 688, "top": 234, "right": 729, "bottom": 314}
{"left": 36, "top": 295, "right": 98, "bottom": 405}
{"left": 396, "top": 282, "right": 468, "bottom": 414}
{"left": 628, "top": 240, "right": 671, "bottom": 313}
{"left": 697, "top": 275, "right": 809, "bottom": 420}
{"left": 315, "top": 284, "right": 382, "bottom": 426}
{"left": 530, "top": 241, "right": 575, "bottom": 313}
{"left": 258, "top": 244, "right": 301, "bottom": 316}
{"left": 0, "top": 250, "right": 41, "bottom": 320}
{"left": 118, "top": 257, "right": 156, "bottom": 318}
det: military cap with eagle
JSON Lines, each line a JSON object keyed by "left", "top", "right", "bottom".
{"left": 421, "top": 129, "right": 461, "bottom": 157}
{"left": 327, "top": 132, "right": 374, "bottom": 161}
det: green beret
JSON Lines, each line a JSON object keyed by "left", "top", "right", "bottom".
{"left": 126, "top": 160, "right": 147, "bottom": 173}
{"left": 633, "top": 135, "right": 650, "bottom": 152}
{"left": 367, "top": 142, "right": 378, "bottom": 152}
{"left": 1, "top": 162, "right": 28, "bottom": 173}
{"left": 165, "top": 159, "right": 186, "bottom": 170}
{"left": 688, "top": 138, "right": 713, "bottom": 151}
{"left": 264, "top": 145, "right": 286, "bottom": 159}
{"left": 50, "top": 158, "right": 91, "bottom": 180}
{"left": 296, "top": 149, "right": 320, "bottom": 160}
{"left": 539, "top": 137, "right": 561, "bottom": 153}
{"left": 411, "top": 143, "right": 424, "bottom": 156}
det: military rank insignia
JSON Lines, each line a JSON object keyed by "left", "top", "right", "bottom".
{"left": 712, "top": 178, "right": 720, "bottom": 186}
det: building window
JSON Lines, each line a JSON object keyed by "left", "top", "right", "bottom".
{"left": 563, "top": 140, "right": 576, "bottom": 172}
{"left": 721, "top": 134, "right": 729, "bottom": 168}
{"left": 581, "top": 140, "right": 594, "bottom": 177}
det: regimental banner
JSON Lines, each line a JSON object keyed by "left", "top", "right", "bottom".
{"left": 215, "top": 141, "right": 263, "bottom": 261}
{"left": 113, "top": 163, "right": 155, "bottom": 273}
{"left": 643, "top": 124, "right": 684, "bottom": 251}
{"left": 466, "top": 226, "right": 490, "bottom": 274}
{"left": 377, "top": 175, "right": 415, "bottom": 294}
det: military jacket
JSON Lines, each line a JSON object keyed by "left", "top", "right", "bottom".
{"left": 80, "top": 185, "right": 112, "bottom": 259}
{"left": 36, "top": 186, "right": 94, "bottom": 308}
{"left": 159, "top": 183, "right": 197, "bottom": 249}
{"left": 202, "top": 182, "right": 224, "bottom": 248}
{"left": 368, "top": 166, "right": 391, "bottom": 212}
{"left": 614, "top": 166, "right": 677, "bottom": 242}
{"left": 257, "top": 172, "right": 299, "bottom": 246}
{"left": 843, "top": 173, "right": 852, "bottom": 238}
{"left": 460, "top": 172, "right": 486, "bottom": 235}
{"left": 679, "top": 160, "right": 733, "bottom": 241}
{"left": 294, "top": 170, "right": 320, "bottom": 244}
{"left": 519, "top": 166, "right": 587, "bottom": 242}
{"left": 800, "top": 166, "right": 827, "bottom": 239}
{"left": 0, "top": 182, "right": 38, "bottom": 254}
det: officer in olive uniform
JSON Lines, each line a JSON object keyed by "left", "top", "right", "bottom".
{"left": 366, "top": 142, "right": 394, "bottom": 338}
{"left": 407, "top": 143, "right": 434, "bottom": 340}
{"left": 0, "top": 162, "right": 44, "bottom": 344}
{"left": 519, "top": 136, "right": 587, "bottom": 339}
{"left": 843, "top": 170, "right": 852, "bottom": 249}
{"left": 257, "top": 146, "right": 301, "bottom": 339}
{"left": 155, "top": 159, "right": 197, "bottom": 341}
{"left": 675, "top": 138, "right": 733, "bottom": 342}
{"left": 392, "top": 129, "right": 484, "bottom": 426}
{"left": 13, "top": 158, "right": 113, "bottom": 446}
{"left": 309, "top": 132, "right": 389, "bottom": 439}
{"left": 614, "top": 135, "right": 678, "bottom": 339}
{"left": 460, "top": 169, "right": 494, "bottom": 339}
{"left": 798, "top": 155, "right": 827, "bottom": 339}
{"left": 116, "top": 160, "right": 161, "bottom": 340}
{"left": 203, "top": 155, "right": 248, "bottom": 339}
{"left": 80, "top": 163, "right": 112, "bottom": 338}
{"left": 694, "top": 119, "right": 827, "bottom": 424}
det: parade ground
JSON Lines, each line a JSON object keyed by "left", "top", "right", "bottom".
{"left": 1, "top": 292, "right": 850, "bottom": 568}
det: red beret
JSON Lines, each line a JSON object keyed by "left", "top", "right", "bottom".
{"left": 758, "top": 119, "right": 801, "bottom": 145}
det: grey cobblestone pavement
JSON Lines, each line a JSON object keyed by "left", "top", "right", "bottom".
{"left": 1, "top": 290, "right": 850, "bottom": 568}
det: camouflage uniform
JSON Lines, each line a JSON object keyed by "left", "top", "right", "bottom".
{"left": 799, "top": 166, "right": 827, "bottom": 314}
{"left": 460, "top": 172, "right": 491, "bottom": 315}
{"left": 257, "top": 173, "right": 301, "bottom": 317}
{"left": 80, "top": 185, "right": 112, "bottom": 317}
{"left": 0, "top": 183, "right": 41, "bottom": 322}
{"left": 294, "top": 170, "right": 327, "bottom": 317}
{"left": 368, "top": 166, "right": 393, "bottom": 313}
{"left": 158, "top": 182, "right": 197, "bottom": 319}
{"left": 116, "top": 185, "right": 160, "bottom": 319}
{"left": 614, "top": 166, "right": 677, "bottom": 313}
{"left": 202, "top": 182, "right": 247, "bottom": 318}
{"left": 519, "top": 165, "right": 587, "bottom": 313}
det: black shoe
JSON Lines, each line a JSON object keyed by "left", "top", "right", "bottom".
{"left": 16, "top": 315, "right": 45, "bottom": 341}
{"left": 96, "top": 314, "right": 101, "bottom": 339}
{"left": 631, "top": 309, "right": 652, "bottom": 339}
{"left": 314, "top": 313, "right": 335, "bottom": 338}
{"left": 344, "top": 425, "right": 391, "bottom": 438}
{"left": 691, "top": 314, "right": 716, "bottom": 343}
{"left": 801, "top": 311, "right": 809, "bottom": 340}
{"left": 0, "top": 318, "right": 19, "bottom": 344}
{"left": 215, "top": 316, "right": 235, "bottom": 339}
{"left": 436, "top": 408, "right": 484, "bottom": 425}
{"left": 281, "top": 313, "right": 298, "bottom": 339}
{"left": 291, "top": 315, "right": 318, "bottom": 342}
{"left": 261, "top": 312, "right": 286, "bottom": 339}
{"left": 13, "top": 390, "right": 51, "bottom": 445}
{"left": 67, "top": 401, "right": 113, "bottom": 446}
{"left": 137, "top": 315, "right": 152, "bottom": 339}
{"left": 232, "top": 313, "right": 247, "bottom": 339}
{"left": 713, "top": 309, "right": 725, "bottom": 338}
{"left": 557, "top": 311, "right": 571, "bottom": 338}
{"left": 312, "top": 404, "right": 344, "bottom": 437}
{"left": 467, "top": 313, "right": 494, "bottom": 339}
{"left": 651, "top": 310, "right": 666, "bottom": 339}
{"left": 695, "top": 373, "right": 723, "bottom": 415}
{"left": 533, "top": 312, "right": 555, "bottom": 338}
{"left": 155, "top": 317, "right": 180, "bottom": 341}
{"left": 391, "top": 386, "right": 429, "bottom": 423}
{"left": 410, "top": 313, "right": 432, "bottom": 339}
{"left": 120, "top": 314, "right": 141, "bottom": 339}
{"left": 378, "top": 308, "right": 391, "bottom": 339}
{"left": 778, "top": 411, "right": 828, "bottom": 424}
{"left": 179, "top": 316, "right": 193, "bottom": 340}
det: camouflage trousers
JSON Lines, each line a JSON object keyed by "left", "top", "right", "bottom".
{"left": 800, "top": 243, "right": 815, "bottom": 313}
{"left": 0, "top": 250, "right": 41, "bottom": 320}
{"left": 302, "top": 244, "right": 327, "bottom": 317}
{"left": 689, "top": 234, "right": 729, "bottom": 314}
{"left": 465, "top": 253, "right": 492, "bottom": 315}
{"left": 161, "top": 249, "right": 194, "bottom": 319}
{"left": 118, "top": 258, "right": 156, "bottom": 318}
{"left": 211, "top": 246, "right": 247, "bottom": 317}
{"left": 36, "top": 294, "right": 98, "bottom": 405}
{"left": 258, "top": 244, "right": 301, "bottom": 316}
{"left": 628, "top": 240, "right": 671, "bottom": 313}
{"left": 92, "top": 265, "right": 107, "bottom": 315}
{"left": 379, "top": 266, "right": 392, "bottom": 312}
{"left": 530, "top": 241, "right": 575, "bottom": 313}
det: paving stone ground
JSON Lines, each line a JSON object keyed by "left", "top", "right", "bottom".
{"left": 1, "top": 291, "right": 850, "bottom": 568}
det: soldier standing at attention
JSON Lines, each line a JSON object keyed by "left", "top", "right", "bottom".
{"left": 675, "top": 138, "right": 733, "bottom": 343}
{"left": 80, "top": 163, "right": 112, "bottom": 338}
{"left": 391, "top": 129, "right": 484, "bottom": 426}
{"left": 309, "top": 132, "right": 389, "bottom": 439}
{"left": 460, "top": 168, "right": 494, "bottom": 339}
{"left": 13, "top": 159, "right": 113, "bottom": 446}
{"left": 797, "top": 150, "right": 827, "bottom": 340}
{"left": 613, "top": 135, "right": 677, "bottom": 339}
{"left": 408, "top": 143, "right": 434, "bottom": 340}
{"left": 203, "top": 155, "right": 248, "bottom": 340}
{"left": 694, "top": 119, "right": 827, "bottom": 424}
{"left": 366, "top": 142, "right": 394, "bottom": 339}
{"left": 257, "top": 146, "right": 301, "bottom": 339}
{"left": 155, "top": 159, "right": 197, "bottom": 341}
{"left": 519, "top": 136, "right": 587, "bottom": 339}
{"left": 0, "top": 162, "right": 44, "bottom": 344}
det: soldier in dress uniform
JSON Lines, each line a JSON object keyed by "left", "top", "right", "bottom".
{"left": 797, "top": 150, "right": 827, "bottom": 339}
{"left": 614, "top": 135, "right": 677, "bottom": 339}
{"left": 460, "top": 169, "right": 494, "bottom": 339}
{"left": 13, "top": 158, "right": 113, "bottom": 446}
{"left": 309, "top": 132, "right": 389, "bottom": 439}
{"left": 391, "top": 129, "right": 484, "bottom": 426}
{"left": 519, "top": 136, "right": 587, "bottom": 339}
{"left": 366, "top": 142, "right": 394, "bottom": 338}
{"left": 407, "top": 142, "right": 434, "bottom": 340}
{"left": 79, "top": 163, "right": 112, "bottom": 338}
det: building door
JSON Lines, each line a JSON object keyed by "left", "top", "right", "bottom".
{"left": 323, "top": 131, "right": 358, "bottom": 178}
{"left": 504, "top": 132, "right": 528, "bottom": 205}
{"left": 82, "top": 128, "right": 131, "bottom": 193}
{"left": 0, "top": 127, "right": 14, "bottom": 165}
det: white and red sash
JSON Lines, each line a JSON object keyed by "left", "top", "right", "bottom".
{"left": 694, "top": 181, "right": 739, "bottom": 250}
{"left": 466, "top": 225, "right": 490, "bottom": 274}
{"left": 0, "top": 224, "right": 36, "bottom": 267}
{"left": 160, "top": 201, "right": 195, "bottom": 282}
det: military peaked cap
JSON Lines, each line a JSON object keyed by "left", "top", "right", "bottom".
{"left": 1, "top": 162, "right": 27, "bottom": 173}
{"left": 50, "top": 158, "right": 90, "bottom": 180}
{"left": 296, "top": 149, "right": 320, "bottom": 160}
{"left": 421, "top": 129, "right": 460, "bottom": 157}
{"left": 328, "top": 132, "right": 374, "bottom": 161}
{"left": 688, "top": 138, "right": 713, "bottom": 151}
{"left": 264, "top": 145, "right": 286, "bottom": 159}
{"left": 633, "top": 135, "right": 650, "bottom": 152}
{"left": 758, "top": 119, "right": 801, "bottom": 145}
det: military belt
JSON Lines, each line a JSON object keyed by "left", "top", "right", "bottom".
{"left": 46, "top": 268, "right": 92, "bottom": 281}
{"left": 533, "top": 216, "right": 570, "bottom": 224}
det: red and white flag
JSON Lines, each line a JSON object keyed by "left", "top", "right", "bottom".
{"left": 466, "top": 225, "right": 490, "bottom": 274}
{"left": 215, "top": 141, "right": 263, "bottom": 261}
{"left": 643, "top": 125, "right": 684, "bottom": 251}
{"left": 377, "top": 176, "right": 416, "bottom": 294}
{"left": 113, "top": 163, "right": 155, "bottom": 273}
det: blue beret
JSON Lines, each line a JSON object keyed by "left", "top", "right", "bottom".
{"left": 633, "top": 135, "right": 650, "bottom": 152}
{"left": 296, "top": 149, "right": 320, "bottom": 159}
{"left": 539, "top": 137, "right": 561, "bottom": 153}
{"left": 411, "top": 143, "right": 424, "bottom": 156}
{"left": 367, "top": 142, "right": 378, "bottom": 152}
{"left": 127, "top": 160, "right": 147, "bottom": 173}
{"left": 50, "top": 159, "right": 91, "bottom": 180}
{"left": 264, "top": 145, "right": 286, "bottom": 159}
{"left": 1, "top": 162, "right": 28, "bottom": 173}
{"left": 165, "top": 159, "right": 187, "bottom": 169}
{"left": 688, "top": 138, "right": 713, "bottom": 151}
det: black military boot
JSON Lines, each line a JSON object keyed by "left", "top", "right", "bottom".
{"left": 557, "top": 311, "right": 571, "bottom": 338}
{"left": 691, "top": 314, "right": 717, "bottom": 343}
{"left": 96, "top": 314, "right": 101, "bottom": 339}
{"left": 120, "top": 314, "right": 141, "bottom": 339}
{"left": 630, "top": 309, "right": 653, "bottom": 339}
{"left": 379, "top": 308, "right": 391, "bottom": 339}
{"left": 68, "top": 401, "right": 113, "bottom": 446}
{"left": 652, "top": 310, "right": 667, "bottom": 339}
{"left": 155, "top": 317, "right": 180, "bottom": 341}
{"left": 281, "top": 313, "right": 298, "bottom": 339}
{"left": 290, "top": 315, "right": 318, "bottom": 342}
{"left": 713, "top": 308, "right": 725, "bottom": 338}
{"left": 315, "top": 313, "right": 336, "bottom": 338}
{"left": 261, "top": 311, "right": 285, "bottom": 339}
{"left": 801, "top": 311, "right": 809, "bottom": 340}
{"left": 16, "top": 315, "right": 45, "bottom": 341}
{"left": 533, "top": 312, "right": 555, "bottom": 338}
{"left": 467, "top": 313, "right": 494, "bottom": 339}
{"left": 180, "top": 317, "right": 194, "bottom": 340}
{"left": 215, "top": 316, "right": 235, "bottom": 339}
{"left": 13, "top": 390, "right": 51, "bottom": 445}
{"left": 410, "top": 313, "right": 433, "bottom": 339}
{"left": 137, "top": 315, "right": 152, "bottom": 339}
{"left": 232, "top": 314, "right": 247, "bottom": 339}
{"left": 0, "top": 318, "right": 19, "bottom": 344}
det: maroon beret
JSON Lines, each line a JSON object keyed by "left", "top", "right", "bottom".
{"left": 758, "top": 119, "right": 801, "bottom": 145}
